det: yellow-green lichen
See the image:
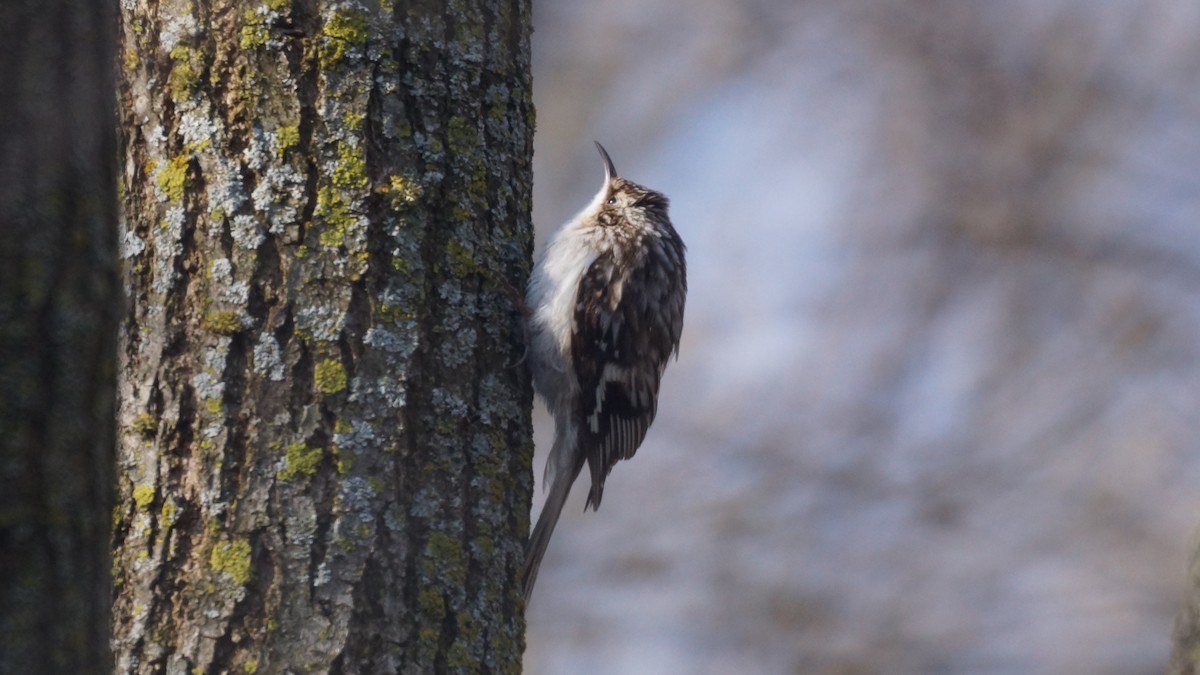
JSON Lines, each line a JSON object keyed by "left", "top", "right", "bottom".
{"left": 315, "top": 185, "right": 353, "bottom": 248}
{"left": 332, "top": 142, "right": 368, "bottom": 190}
{"left": 319, "top": 225, "right": 344, "bottom": 247}
{"left": 278, "top": 442, "right": 322, "bottom": 481}
{"left": 240, "top": 8, "right": 270, "bottom": 50}
{"left": 378, "top": 304, "right": 415, "bottom": 323}
{"left": 446, "top": 115, "right": 479, "bottom": 155}
{"left": 487, "top": 429, "right": 506, "bottom": 451}
{"left": 486, "top": 474, "right": 506, "bottom": 504}
{"left": 243, "top": 659, "right": 259, "bottom": 674}
{"left": 418, "top": 587, "right": 445, "bottom": 626}
{"left": 203, "top": 310, "right": 241, "bottom": 335}
{"left": 390, "top": 256, "right": 412, "bottom": 274}
{"left": 446, "top": 642, "right": 476, "bottom": 672}
{"left": 131, "top": 412, "right": 157, "bottom": 438}
{"left": 276, "top": 124, "right": 300, "bottom": 157}
{"left": 335, "top": 447, "right": 355, "bottom": 475}
{"left": 133, "top": 484, "right": 155, "bottom": 510}
{"left": 350, "top": 250, "right": 370, "bottom": 280}
{"left": 314, "top": 359, "right": 347, "bottom": 394}
{"left": 379, "top": 174, "right": 422, "bottom": 211}
{"left": 266, "top": 0, "right": 289, "bottom": 9}
{"left": 465, "top": 160, "right": 489, "bottom": 207}
{"left": 185, "top": 138, "right": 212, "bottom": 154}
{"left": 473, "top": 536, "right": 494, "bottom": 558}
{"left": 204, "top": 397, "right": 223, "bottom": 415}
{"left": 425, "top": 531, "right": 466, "bottom": 586}
{"left": 446, "top": 239, "right": 477, "bottom": 277}
{"left": 168, "top": 46, "right": 204, "bottom": 99}
{"left": 160, "top": 500, "right": 178, "bottom": 526}
{"left": 211, "top": 538, "right": 253, "bottom": 585}
{"left": 456, "top": 611, "right": 479, "bottom": 642}
{"left": 155, "top": 155, "right": 191, "bottom": 203}
{"left": 319, "top": 10, "right": 369, "bottom": 68}
{"left": 342, "top": 110, "right": 365, "bottom": 132}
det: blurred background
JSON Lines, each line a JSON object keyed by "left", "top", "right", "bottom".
{"left": 523, "top": 1, "right": 1200, "bottom": 673}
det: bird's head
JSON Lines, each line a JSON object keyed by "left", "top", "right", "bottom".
{"left": 590, "top": 142, "right": 669, "bottom": 229}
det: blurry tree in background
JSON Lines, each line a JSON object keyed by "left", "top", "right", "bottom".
{"left": 1172, "top": 559, "right": 1200, "bottom": 673}
{"left": 111, "top": 1, "right": 533, "bottom": 672}
{"left": 0, "top": 1, "right": 119, "bottom": 672}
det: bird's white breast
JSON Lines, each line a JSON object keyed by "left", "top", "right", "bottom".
{"left": 526, "top": 191, "right": 608, "bottom": 415}
{"left": 527, "top": 232, "right": 595, "bottom": 412}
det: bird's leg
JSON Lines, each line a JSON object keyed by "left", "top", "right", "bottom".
{"left": 500, "top": 278, "right": 534, "bottom": 319}
{"left": 496, "top": 277, "right": 533, "bottom": 367}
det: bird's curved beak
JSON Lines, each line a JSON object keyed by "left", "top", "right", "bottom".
{"left": 594, "top": 141, "right": 617, "bottom": 180}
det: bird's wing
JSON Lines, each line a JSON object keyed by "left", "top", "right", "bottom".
{"left": 571, "top": 250, "right": 678, "bottom": 509}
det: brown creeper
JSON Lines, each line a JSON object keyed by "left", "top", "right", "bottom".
{"left": 522, "top": 142, "right": 687, "bottom": 602}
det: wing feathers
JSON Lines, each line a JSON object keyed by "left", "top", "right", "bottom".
{"left": 572, "top": 249, "right": 682, "bottom": 510}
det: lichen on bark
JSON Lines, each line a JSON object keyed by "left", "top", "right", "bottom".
{"left": 112, "top": 1, "right": 535, "bottom": 672}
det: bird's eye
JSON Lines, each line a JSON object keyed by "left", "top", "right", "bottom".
{"left": 606, "top": 197, "right": 617, "bottom": 205}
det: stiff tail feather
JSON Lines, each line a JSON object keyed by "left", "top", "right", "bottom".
{"left": 522, "top": 458, "right": 584, "bottom": 603}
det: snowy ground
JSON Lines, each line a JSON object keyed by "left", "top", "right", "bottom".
{"left": 524, "top": 2, "right": 1200, "bottom": 673}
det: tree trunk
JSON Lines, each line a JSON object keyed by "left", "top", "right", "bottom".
{"left": 1171, "top": 547, "right": 1200, "bottom": 674}
{"left": 111, "top": 2, "right": 534, "bottom": 673}
{"left": 0, "top": 2, "right": 119, "bottom": 673}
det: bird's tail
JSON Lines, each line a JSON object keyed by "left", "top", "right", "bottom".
{"left": 522, "top": 453, "right": 583, "bottom": 604}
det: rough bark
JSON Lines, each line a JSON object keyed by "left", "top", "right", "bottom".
{"left": 1171, "top": 546, "right": 1200, "bottom": 674}
{"left": 0, "top": 2, "right": 119, "bottom": 673}
{"left": 111, "top": 1, "right": 534, "bottom": 673}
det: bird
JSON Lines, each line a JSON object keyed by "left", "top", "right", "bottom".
{"left": 522, "top": 142, "right": 687, "bottom": 603}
